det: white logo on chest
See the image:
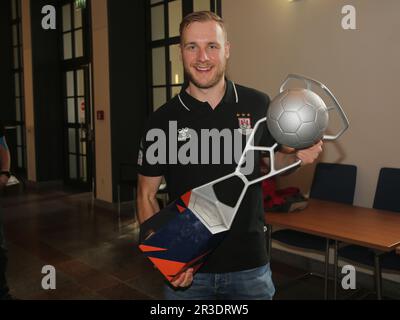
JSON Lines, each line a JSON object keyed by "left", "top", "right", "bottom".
{"left": 178, "top": 128, "right": 191, "bottom": 142}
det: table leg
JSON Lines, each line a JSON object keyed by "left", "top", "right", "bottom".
{"left": 324, "top": 239, "right": 330, "bottom": 300}
{"left": 374, "top": 253, "right": 382, "bottom": 300}
{"left": 333, "top": 240, "right": 338, "bottom": 300}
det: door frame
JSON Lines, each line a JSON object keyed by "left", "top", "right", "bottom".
{"left": 59, "top": 0, "right": 94, "bottom": 191}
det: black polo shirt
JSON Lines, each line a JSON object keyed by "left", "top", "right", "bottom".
{"left": 138, "top": 80, "right": 276, "bottom": 273}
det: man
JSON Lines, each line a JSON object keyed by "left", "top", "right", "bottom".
{"left": 137, "top": 11, "right": 322, "bottom": 300}
{"left": 0, "top": 121, "right": 11, "bottom": 300}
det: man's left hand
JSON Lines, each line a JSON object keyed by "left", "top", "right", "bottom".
{"left": 296, "top": 140, "right": 323, "bottom": 166}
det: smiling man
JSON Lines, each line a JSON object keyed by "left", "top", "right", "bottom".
{"left": 180, "top": 14, "right": 229, "bottom": 105}
{"left": 137, "top": 11, "right": 322, "bottom": 300}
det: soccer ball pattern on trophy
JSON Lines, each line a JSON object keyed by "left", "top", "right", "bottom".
{"left": 267, "top": 88, "right": 329, "bottom": 149}
{"left": 266, "top": 74, "right": 349, "bottom": 150}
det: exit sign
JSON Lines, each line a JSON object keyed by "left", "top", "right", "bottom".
{"left": 75, "top": 0, "right": 86, "bottom": 9}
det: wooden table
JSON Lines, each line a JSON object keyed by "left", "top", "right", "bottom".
{"left": 265, "top": 199, "right": 400, "bottom": 299}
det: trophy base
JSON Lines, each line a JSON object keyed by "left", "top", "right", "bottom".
{"left": 139, "top": 191, "right": 227, "bottom": 282}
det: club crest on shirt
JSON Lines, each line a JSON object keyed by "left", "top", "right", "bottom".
{"left": 237, "top": 114, "right": 252, "bottom": 135}
{"left": 178, "top": 128, "right": 191, "bottom": 142}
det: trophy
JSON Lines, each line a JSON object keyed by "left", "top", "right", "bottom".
{"left": 139, "top": 75, "right": 349, "bottom": 283}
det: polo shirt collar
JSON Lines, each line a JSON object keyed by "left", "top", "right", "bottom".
{"left": 178, "top": 79, "right": 239, "bottom": 112}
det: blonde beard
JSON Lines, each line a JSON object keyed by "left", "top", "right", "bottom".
{"left": 184, "top": 63, "right": 226, "bottom": 89}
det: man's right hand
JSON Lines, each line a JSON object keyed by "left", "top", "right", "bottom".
{"left": 171, "top": 268, "right": 194, "bottom": 288}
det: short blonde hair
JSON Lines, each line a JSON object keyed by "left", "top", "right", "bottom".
{"left": 179, "top": 11, "right": 227, "bottom": 42}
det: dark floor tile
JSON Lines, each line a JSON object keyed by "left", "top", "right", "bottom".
{"left": 26, "top": 281, "right": 102, "bottom": 300}
{"left": 97, "top": 283, "right": 152, "bottom": 300}
{"left": 56, "top": 259, "right": 121, "bottom": 291}
{"left": 126, "top": 268, "right": 165, "bottom": 300}
{"left": 104, "top": 257, "right": 155, "bottom": 282}
{"left": 9, "top": 266, "right": 84, "bottom": 300}
{"left": 13, "top": 240, "right": 71, "bottom": 265}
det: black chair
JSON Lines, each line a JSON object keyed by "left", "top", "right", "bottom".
{"left": 271, "top": 162, "right": 357, "bottom": 299}
{"left": 117, "top": 163, "right": 138, "bottom": 216}
{"left": 337, "top": 168, "right": 400, "bottom": 299}
{"left": 118, "top": 163, "right": 169, "bottom": 219}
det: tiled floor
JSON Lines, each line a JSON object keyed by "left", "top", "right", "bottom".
{"left": 2, "top": 189, "right": 156, "bottom": 300}
{"left": 0, "top": 188, "right": 374, "bottom": 300}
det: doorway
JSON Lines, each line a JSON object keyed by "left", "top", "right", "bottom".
{"left": 60, "top": 0, "right": 93, "bottom": 191}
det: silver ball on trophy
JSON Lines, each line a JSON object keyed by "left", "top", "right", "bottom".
{"left": 267, "top": 74, "right": 349, "bottom": 149}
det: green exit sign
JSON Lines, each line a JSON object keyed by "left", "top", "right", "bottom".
{"left": 75, "top": 0, "right": 86, "bottom": 9}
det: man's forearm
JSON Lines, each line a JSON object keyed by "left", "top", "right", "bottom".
{"left": 274, "top": 151, "right": 299, "bottom": 175}
{"left": 137, "top": 194, "right": 160, "bottom": 225}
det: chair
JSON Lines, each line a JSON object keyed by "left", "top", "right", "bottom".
{"left": 271, "top": 162, "right": 357, "bottom": 299}
{"left": 156, "top": 181, "right": 169, "bottom": 208}
{"left": 3, "top": 172, "right": 27, "bottom": 196}
{"left": 118, "top": 163, "right": 169, "bottom": 219}
{"left": 337, "top": 168, "right": 400, "bottom": 299}
{"left": 117, "top": 163, "right": 138, "bottom": 216}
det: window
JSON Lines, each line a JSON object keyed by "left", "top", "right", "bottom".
{"left": 148, "top": 0, "right": 222, "bottom": 111}
{"left": 60, "top": 0, "right": 92, "bottom": 186}
{"left": 62, "top": 2, "right": 85, "bottom": 60}
{"left": 10, "top": 0, "right": 26, "bottom": 172}
{"left": 193, "top": 0, "right": 212, "bottom": 12}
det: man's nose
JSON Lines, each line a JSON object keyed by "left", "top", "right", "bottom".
{"left": 197, "top": 47, "right": 209, "bottom": 62}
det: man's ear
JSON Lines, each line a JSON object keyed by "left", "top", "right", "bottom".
{"left": 225, "top": 41, "right": 231, "bottom": 59}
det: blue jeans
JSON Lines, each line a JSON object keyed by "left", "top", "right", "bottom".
{"left": 164, "top": 264, "right": 275, "bottom": 300}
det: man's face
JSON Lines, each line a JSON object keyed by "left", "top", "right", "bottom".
{"left": 180, "top": 21, "right": 230, "bottom": 89}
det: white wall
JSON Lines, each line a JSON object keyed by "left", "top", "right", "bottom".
{"left": 222, "top": 0, "right": 400, "bottom": 208}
